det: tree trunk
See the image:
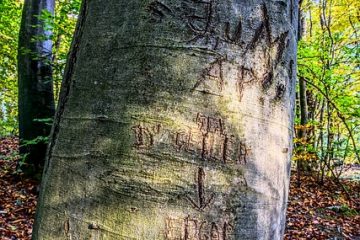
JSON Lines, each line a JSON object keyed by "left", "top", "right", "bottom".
{"left": 18, "top": 0, "right": 55, "bottom": 175}
{"left": 34, "top": 0, "right": 298, "bottom": 239}
{"left": 296, "top": 76, "right": 309, "bottom": 185}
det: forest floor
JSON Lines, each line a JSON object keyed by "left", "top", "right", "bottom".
{"left": 0, "top": 137, "right": 359, "bottom": 240}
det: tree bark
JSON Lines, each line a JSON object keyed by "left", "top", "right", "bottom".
{"left": 18, "top": 0, "right": 55, "bottom": 175}
{"left": 34, "top": 0, "right": 298, "bottom": 239}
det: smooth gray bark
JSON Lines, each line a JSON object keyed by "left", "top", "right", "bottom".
{"left": 18, "top": 0, "right": 55, "bottom": 174}
{"left": 34, "top": 0, "right": 298, "bottom": 239}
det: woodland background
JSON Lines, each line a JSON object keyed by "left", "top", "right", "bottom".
{"left": 0, "top": 0, "right": 359, "bottom": 239}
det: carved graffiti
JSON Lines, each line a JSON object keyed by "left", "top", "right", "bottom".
{"left": 245, "top": 5, "right": 271, "bottom": 53}
{"left": 146, "top": 0, "right": 292, "bottom": 58}
{"left": 193, "top": 58, "right": 225, "bottom": 96}
{"left": 175, "top": 131, "right": 192, "bottom": 151}
{"left": 237, "top": 142, "right": 250, "bottom": 165}
{"left": 165, "top": 217, "right": 184, "bottom": 240}
{"left": 165, "top": 216, "right": 234, "bottom": 240}
{"left": 147, "top": 0, "right": 219, "bottom": 48}
{"left": 196, "top": 113, "right": 224, "bottom": 134}
{"left": 131, "top": 123, "right": 161, "bottom": 148}
{"left": 236, "top": 66, "right": 257, "bottom": 101}
{"left": 185, "top": 167, "right": 214, "bottom": 211}
{"left": 180, "top": 0, "right": 219, "bottom": 48}
{"left": 182, "top": 0, "right": 214, "bottom": 34}
{"left": 273, "top": 31, "right": 289, "bottom": 66}
{"left": 146, "top": 1, "right": 173, "bottom": 22}
{"left": 131, "top": 115, "right": 250, "bottom": 166}
{"left": 145, "top": 1, "right": 292, "bottom": 102}
{"left": 174, "top": 114, "right": 250, "bottom": 165}
{"left": 224, "top": 18, "right": 242, "bottom": 45}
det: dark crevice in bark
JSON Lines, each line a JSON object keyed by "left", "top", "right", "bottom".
{"left": 146, "top": 1, "right": 173, "bottom": 22}
{"left": 262, "top": 3, "right": 272, "bottom": 44}
{"left": 262, "top": 71, "right": 273, "bottom": 91}
{"left": 275, "top": 83, "right": 286, "bottom": 100}
{"left": 197, "top": 167, "right": 206, "bottom": 208}
{"left": 44, "top": 0, "right": 89, "bottom": 174}
{"left": 274, "top": 31, "right": 289, "bottom": 66}
{"left": 290, "top": 0, "right": 294, "bottom": 24}
{"left": 246, "top": 23, "right": 265, "bottom": 52}
{"left": 244, "top": 3, "right": 272, "bottom": 55}
{"left": 224, "top": 18, "right": 242, "bottom": 44}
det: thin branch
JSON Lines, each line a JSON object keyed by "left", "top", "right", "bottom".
{"left": 300, "top": 77, "right": 360, "bottom": 163}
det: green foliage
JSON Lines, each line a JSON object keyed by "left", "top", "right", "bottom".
{"left": 33, "top": 117, "right": 53, "bottom": 126}
{"left": 52, "top": 0, "right": 81, "bottom": 100}
{"left": 0, "top": 0, "right": 22, "bottom": 136}
{"left": 295, "top": 0, "right": 360, "bottom": 178}
{"left": 0, "top": 0, "right": 80, "bottom": 137}
{"left": 17, "top": 135, "right": 49, "bottom": 174}
{"left": 21, "top": 135, "right": 49, "bottom": 146}
{"left": 327, "top": 204, "right": 359, "bottom": 217}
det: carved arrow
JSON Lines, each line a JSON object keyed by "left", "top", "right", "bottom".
{"left": 185, "top": 167, "right": 214, "bottom": 211}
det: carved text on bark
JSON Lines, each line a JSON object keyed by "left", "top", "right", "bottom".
{"left": 174, "top": 114, "right": 250, "bottom": 165}
{"left": 193, "top": 58, "right": 225, "bottom": 96}
{"left": 132, "top": 115, "right": 251, "bottom": 165}
{"left": 185, "top": 167, "right": 214, "bottom": 211}
{"left": 132, "top": 123, "right": 162, "bottom": 148}
{"left": 165, "top": 216, "right": 234, "bottom": 240}
{"left": 146, "top": 0, "right": 291, "bottom": 55}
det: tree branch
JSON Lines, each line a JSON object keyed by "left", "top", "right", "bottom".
{"left": 299, "top": 77, "right": 360, "bottom": 163}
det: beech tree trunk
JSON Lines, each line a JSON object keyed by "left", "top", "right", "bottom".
{"left": 34, "top": 0, "right": 298, "bottom": 239}
{"left": 18, "top": 0, "right": 55, "bottom": 175}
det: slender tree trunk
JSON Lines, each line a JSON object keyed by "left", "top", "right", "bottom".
{"left": 296, "top": 3, "right": 308, "bottom": 184}
{"left": 18, "top": 0, "right": 55, "bottom": 175}
{"left": 34, "top": 0, "right": 298, "bottom": 239}
{"left": 296, "top": 77, "right": 309, "bottom": 186}
{"left": 318, "top": 99, "right": 326, "bottom": 183}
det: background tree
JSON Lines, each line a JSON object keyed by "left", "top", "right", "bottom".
{"left": 51, "top": 0, "right": 81, "bottom": 100}
{"left": 33, "top": 0, "right": 299, "bottom": 239}
{"left": 295, "top": 0, "right": 360, "bottom": 184}
{"left": 0, "top": 0, "right": 80, "bottom": 140}
{"left": 17, "top": 0, "right": 56, "bottom": 175}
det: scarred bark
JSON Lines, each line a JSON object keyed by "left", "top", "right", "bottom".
{"left": 34, "top": 0, "right": 298, "bottom": 239}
